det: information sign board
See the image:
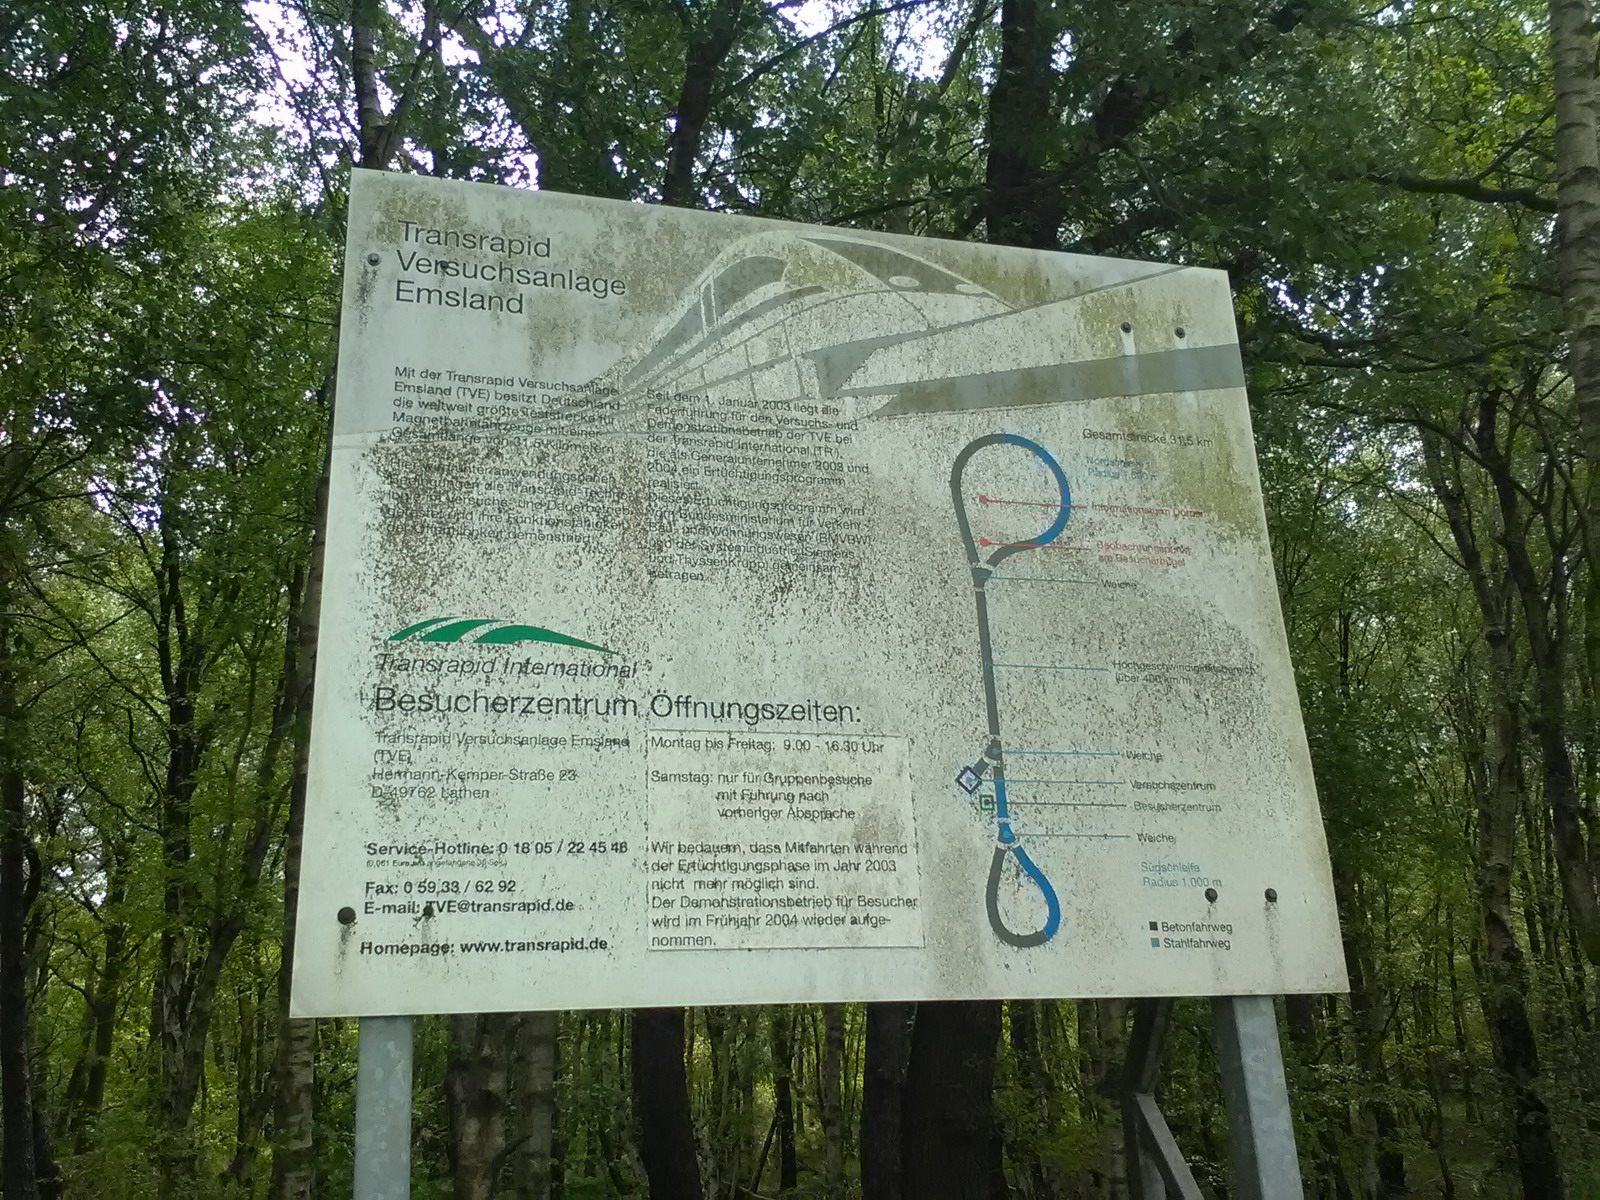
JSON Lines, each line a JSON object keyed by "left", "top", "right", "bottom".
{"left": 290, "top": 169, "right": 1347, "bottom": 1016}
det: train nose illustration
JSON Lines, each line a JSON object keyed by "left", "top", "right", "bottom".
{"left": 951, "top": 434, "right": 1071, "bottom": 948}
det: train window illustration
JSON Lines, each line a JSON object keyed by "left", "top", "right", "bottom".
{"left": 805, "top": 237, "right": 981, "bottom": 294}
{"left": 626, "top": 282, "right": 825, "bottom": 386}
{"left": 629, "top": 303, "right": 705, "bottom": 381}
{"left": 711, "top": 255, "right": 785, "bottom": 318}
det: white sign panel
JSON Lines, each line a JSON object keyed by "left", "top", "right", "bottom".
{"left": 290, "top": 170, "right": 1347, "bottom": 1016}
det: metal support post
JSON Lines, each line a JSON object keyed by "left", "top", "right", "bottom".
{"left": 354, "top": 1015, "right": 415, "bottom": 1199}
{"left": 1121, "top": 999, "right": 1204, "bottom": 1200}
{"left": 1211, "top": 996, "right": 1302, "bottom": 1200}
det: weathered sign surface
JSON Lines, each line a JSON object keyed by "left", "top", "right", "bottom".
{"left": 290, "top": 169, "right": 1347, "bottom": 1016}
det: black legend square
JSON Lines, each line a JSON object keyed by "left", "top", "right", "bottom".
{"left": 1148, "top": 921, "right": 1158, "bottom": 931}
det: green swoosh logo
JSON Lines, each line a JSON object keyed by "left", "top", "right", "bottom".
{"left": 386, "top": 618, "right": 615, "bottom": 654}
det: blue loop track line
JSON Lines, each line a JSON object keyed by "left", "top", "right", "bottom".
{"left": 951, "top": 434, "right": 1068, "bottom": 948}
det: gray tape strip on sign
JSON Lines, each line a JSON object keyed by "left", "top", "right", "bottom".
{"left": 853, "top": 344, "right": 1248, "bottom": 419}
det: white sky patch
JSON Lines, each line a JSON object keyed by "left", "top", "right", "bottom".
{"left": 782, "top": 0, "right": 958, "bottom": 81}
{"left": 245, "top": 1, "right": 316, "bottom": 133}
{"left": 393, "top": 1, "right": 478, "bottom": 66}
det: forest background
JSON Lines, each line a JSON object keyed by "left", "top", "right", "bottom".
{"left": 1, "top": 0, "right": 1598, "bottom": 1196}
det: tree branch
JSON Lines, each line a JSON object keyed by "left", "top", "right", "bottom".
{"left": 1368, "top": 172, "right": 1556, "bottom": 214}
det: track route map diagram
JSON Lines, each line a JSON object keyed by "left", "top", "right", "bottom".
{"left": 290, "top": 170, "right": 1347, "bottom": 1017}
{"left": 951, "top": 433, "right": 1072, "bottom": 949}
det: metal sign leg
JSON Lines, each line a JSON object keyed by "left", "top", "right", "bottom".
{"left": 1122, "top": 999, "right": 1204, "bottom": 1200}
{"left": 1121, "top": 996, "right": 1304, "bottom": 1199}
{"left": 1211, "top": 996, "right": 1302, "bottom": 1200}
{"left": 354, "top": 1015, "right": 415, "bottom": 1199}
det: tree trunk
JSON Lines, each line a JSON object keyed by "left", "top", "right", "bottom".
{"left": 147, "top": 443, "right": 220, "bottom": 1189}
{"left": 147, "top": 476, "right": 298, "bottom": 1189}
{"left": 1, "top": 758, "right": 41, "bottom": 1200}
{"left": 1008, "top": 1000, "right": 1057, "bottom": 1199}
{"left": 1549, "top": 0, "right": 1600, "bottom": 942}
{"left": 62, "top": 843, "right": 129, "bottom": 1149}
{"left": 772, "top": 1010, "right": 799, "bottom": 1198}
{"left": 1, "top": 545, "right": 58, "bottom": 1200}
{"left": 661, "top": 0, "right": 746, "bottom": 206}
{"left": 224, "top": 978, "right": 272, "bottom": 1190}
{"left": 631, "top": 1006, "right": 702, "bottom": 1199}
{"left": 1090, "top": 1000, "right": 1128, "bottom": 1198}
{"left": 1334, "top": 868, "right": 1407, "bottom": 1196}
{"left": 1475, "top": 401, "right": 1600, "bottom": 965}
{"left": 860, "top": 1002, "right": 911, "bottom": 1200}
{"left": 821, "top": 1004, "right": 846, "bottom": 1199}
{"left": 271, "top": 427, "right": 331, "bottom": 1200}
{"left": 1425, "top": 431, "right": 1565, "bottom": 1196}
{"left": 447, "top": 1013, "right": 515, "bottom": 1200}
{"left": 353, "top": 0, "right": 391, "bottom": 169}
{"left": 269, "top": 945, "right": 316, "bottom": 1198}
{"left": 982, "top": 0, "right": 1060, "bottom": 247}
{"left": 900, "top": 1001, "right": 1003, "bottom": 1199}
{"left": 510, "top": 1011, "right": 559, "bottom": 1200}
{"left": 1550, "top": 0, "right": 1600, "bottom": 476}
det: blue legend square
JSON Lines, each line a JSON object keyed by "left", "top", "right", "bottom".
{"left": 1150, "top": 937, "right": 1161, "bottom": 948}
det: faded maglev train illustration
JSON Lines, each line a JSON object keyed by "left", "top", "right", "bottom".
{"left": 596, "top": 230, "right": 1243, "bottom": 420}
